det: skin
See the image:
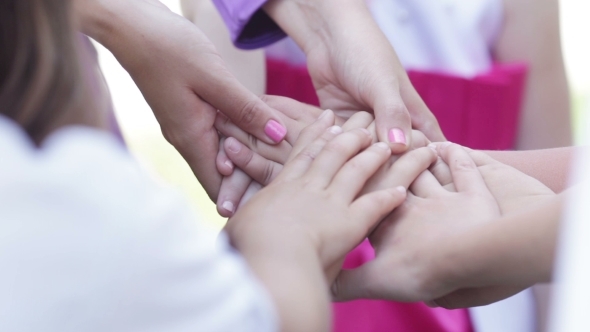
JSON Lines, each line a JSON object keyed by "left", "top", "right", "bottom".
{"left": 227, "top": 113, "right": 437, "bottom": 331}
{"left": 263, "top": 0, "right": 445, "bottom": 151}
{"left": 496, "top": 0, "right": 572, "bottom": 150}
{"left": 75, "top": 0, "right": 288, "bottom": 201}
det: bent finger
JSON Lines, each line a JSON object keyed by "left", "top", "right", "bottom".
{"left": 215, "top": 112, "right": 293, "bottom": 163}
{"left": 437, "top": 142, "right": 489, "bottom": 194}
{"left": 216, "top": 137, "right": 234, "bottom": 176}
{"left": 217, "top": 168, "right": 252, "bottom": 217}
{"left": 224, "top": 137, "right": 283, "bottom": 186}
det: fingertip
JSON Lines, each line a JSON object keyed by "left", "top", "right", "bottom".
{"left": 224, "top": 137, "right": 242, "bottom": 155}
{"left": 216, "top": 157, "right": 234, "bottom": 176}
{"left": 264, "top": 119, "right": 287, "bottom": 144}
{"left": 217, "top": 200, "right": 235, "bottom": 218}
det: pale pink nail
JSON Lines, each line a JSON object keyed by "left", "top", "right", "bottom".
{"left": 226, "top": 138, "right": 241, "bottom": 153}
{"left": 388, "top": 128, "right": 407, "bottom": 145}
{"left": 224, "top": 160, "right": 233, "bottom": 169}
{"left": 396, "top": 186, "right": 407, "bottom": 194}
{"left": 222, "top": 201, "right": 235, "bottom": 214}
{"left": 264, "top": 120, "right": 287, "bottom": 143}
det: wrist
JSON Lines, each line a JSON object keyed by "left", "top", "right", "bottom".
{"left": 263, "top": 0, "right": 368, "bottom": 55}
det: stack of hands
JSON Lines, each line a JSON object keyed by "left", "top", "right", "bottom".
{"left": 76, "top": 0, "right": 560, "bottom": 323}
{"left": 218, "top": 96, "right": 556, "bottom": 309}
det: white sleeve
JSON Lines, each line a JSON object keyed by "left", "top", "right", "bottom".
{"left": 0, "top": 126, "right": 278, "bottom": 332}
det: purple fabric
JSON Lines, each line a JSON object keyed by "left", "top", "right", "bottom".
{"left": 213, "top": 0, "right": 287, "bottom": 49}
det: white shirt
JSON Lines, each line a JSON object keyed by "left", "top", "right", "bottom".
{"left": 549, "top": 109, "right": 590, "bottom": 332}
{"left": 0, "top": 116, "right": 278, "bottom": 332}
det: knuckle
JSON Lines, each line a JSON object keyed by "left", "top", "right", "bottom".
{"left": 237, "top": 99, "right": 263, "bottom": 128}
{"left": 261, "top": 163, "right": 276, "bottom": 185}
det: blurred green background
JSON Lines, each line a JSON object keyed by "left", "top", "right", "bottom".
{"left": 95, "top": 0, "right": 590, "bottom": 231}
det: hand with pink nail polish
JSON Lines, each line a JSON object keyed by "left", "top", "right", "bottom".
{"left": 226, "top": 120, "right": 409, "bottom": 330}
{"left": 80, "top": 0, "right": 289, "bottom": 202}
{"left": 213, "top": 96, "right": 435, "bottom": 217}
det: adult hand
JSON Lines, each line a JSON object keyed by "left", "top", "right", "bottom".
{"left": 214, "top": 96, "right": 433, "bottom": 216}
{"left": 429, "top": 144, "right": 556, "bottom": 214}
{"left": 331, "top": 143, "right": 501, "bottom": 303}
{"left": 264, "top": 0, "right": 445, "bottom": 152}
{"left": 76, "top": 0, "right": 288, "bottom": 200}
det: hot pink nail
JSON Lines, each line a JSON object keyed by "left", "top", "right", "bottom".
{"left": 388, "top": 128, "right": 407, "bottom": 145}
{"left": 264, "top": 120, "right": 287, "bottom": 143}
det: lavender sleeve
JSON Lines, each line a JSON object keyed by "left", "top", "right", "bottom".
{"left": 213, "top": 0, "right": 287, "bottom": 50}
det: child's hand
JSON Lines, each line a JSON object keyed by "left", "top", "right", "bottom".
{"left": 331, "top": 143, "right": 501, "bottom": 303}
{"left": 226, "top": 117, "right": 415, "bottom": 284}
{"left": 214, "top": 97, "right": 433, "bottom": 216}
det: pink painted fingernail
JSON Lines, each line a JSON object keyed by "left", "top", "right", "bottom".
{"left": 221, "top": 201, "right": 235, "bottom": 214}
{"left": 388, "top": 128, "right": 407, "bottom": 145}
{"left": 264, "top": 120, "right": 287, "bottom": 143}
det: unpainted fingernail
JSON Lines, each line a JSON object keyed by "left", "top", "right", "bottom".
{"left": 319, "top": 109, "right": 331, "bottom": 120}
{"left": 221, "top": 201, "right": 235, "bottom": 214}
{"left": 388, "top": 128, "right": 407, "bottom": 145}
{"left": 428, "top": 143, "right": 437, "bottom": 152}
{"left": 226, "top": 138, "right": 241, "bottom": 153}
{"left": 360, "top": 128, "right": 371, "bottom": 137}
{"left": 396, "top": 186, "right": 407, "bottom": 194}
{"left": 329, "top": 126, "right": 343, "bottom": 134}
{"left": 224, "top": 160, "right": 233, "bottom": 169}
{"left": 265, "top": 120, "right": 287, "bottom": 143}
{"left": 374, "top": 142, "right": 389, "bottom": 150}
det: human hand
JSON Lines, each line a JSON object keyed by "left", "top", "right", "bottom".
{"left": 214, "top": 97, "right": 432, "bottom": 216}
{"left": 429, "top": 144, "right": 556, "bottom": 215}
{"left": 77, "top": 0, "right": 288, "bottom": 200}
{"left": 331, "top": 143, "right": 501, "bottom": 303}
{"left": 264, "top": 0, "right": 445, "bottom": 152}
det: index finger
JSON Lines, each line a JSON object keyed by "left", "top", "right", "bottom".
{"left": 198, "top": 69, "right": 288, "bottom": 145}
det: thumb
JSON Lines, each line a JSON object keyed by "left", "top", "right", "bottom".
{"left": 372, "top": 89, "right": 412, "bottom": 154}
{"left": 331, "top": 262, "right": 382, "bottom": 302}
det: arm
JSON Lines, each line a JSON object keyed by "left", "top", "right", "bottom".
{"left": 431, "top": 192, "right": 564, "bottom": 292}
{"left": 494, "top": 0, "right": 572, "bottom": 149}
{"left": 484, "top": 147, "right": 585, "bottom": 192}
{"left": 75, "top": 0, "right": 287, "bottom": 200}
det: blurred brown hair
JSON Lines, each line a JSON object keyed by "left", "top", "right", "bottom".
{"left": 0, "top": 0, "right": 100, "bottom": 144}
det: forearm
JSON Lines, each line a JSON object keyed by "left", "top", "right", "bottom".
{"left": 485, "top": 147, "right": 586, "bottom": 192}
{"left": 433, "top": 193, "right": 564, "bottom": 293}
{"left": 233, "top": 232, "right": 330, "bottom": 332}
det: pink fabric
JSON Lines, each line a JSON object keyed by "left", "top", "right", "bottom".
{"left": 265, "top": 58, "right": 529, "bottom": 332}
{"left": 333, "top": 240, "right": 474, "bottom": 332}
{"left": 266, "top": 59, "right": 528, "bottom": 150}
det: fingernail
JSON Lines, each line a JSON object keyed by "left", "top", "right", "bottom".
{"left": 319, "top": 109, "right": 331, "bottom": 120}
{"left": 329, "top": 126, "right": 343, "bottom": 134}
{"left": 360, "top": 128, "right": 371, "bottom": 137}
{"left": 396, "top": 186, "right": 407, "bottom": 194}
{"left": 265, "top": 120, "right": 287, "bottom": 143}
{"left": 224, "top": 160, "right": 233, "bottom": 169}
{"left": 226, "top": 138, "right": 241, "bottom": 153}
{"left": 428, "top": 143, "right": 437, "bottom": 152}
{"left": 221, "top": 201, "right": 235, "bottom": 214}
{"left": 388, "top": 128, "right": 407, "bottom": 145}
{"left": 375, "top": 142, "right": 389, "bottom": 150}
